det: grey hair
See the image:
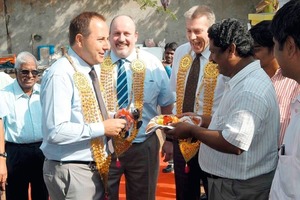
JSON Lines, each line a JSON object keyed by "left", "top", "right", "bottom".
{"left": 14, "top": 51, "right": 38, "bottom": 70}
{"left": 184, "top": 5, "right": 216, "bottom": 27}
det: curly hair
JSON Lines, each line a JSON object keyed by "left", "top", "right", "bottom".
{"left": 208, "top": 18, "right": 254, "bottom": 57}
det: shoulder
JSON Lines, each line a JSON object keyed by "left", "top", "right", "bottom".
{"left": 42, "top": 57, "right": 74, "bottom": 81}
{"left": 175, "top": 42, "right": 191, "bottom": 55}
{"left": 138, "top": 49, "right": 164, "bottom": 69}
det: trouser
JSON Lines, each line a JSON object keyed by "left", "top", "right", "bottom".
{"left": 108, "top": 133, "right": 160, "bottom": 200}
{"left": 43, "top": 159, "right": 105, "bottom": 200}
{"left": 173, "top": 140, "right": 208, "bottom": 200}
{"left": 5, "top": 141, "right": 48, "bottom": 200}
{"left": 207, "top": 170, "right": 275, "bottom": 200}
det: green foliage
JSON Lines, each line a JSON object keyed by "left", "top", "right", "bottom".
{"left": 133, "top": 0, "right": 178, "bottom": 20}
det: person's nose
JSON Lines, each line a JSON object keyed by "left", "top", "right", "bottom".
{"left": 118, "top": 33, "right": 126, "bottom": 42}
{"left": 190, "top": 32, "right": 197, "bottom": 40}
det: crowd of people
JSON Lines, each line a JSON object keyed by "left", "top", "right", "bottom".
{"left": 0, "top": 1, "right": 300, "bottom": 200}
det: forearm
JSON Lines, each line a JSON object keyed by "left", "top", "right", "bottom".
{"left": 191, "top": 126, "right": 243, "bottom": 155}
{"left": 0, "top": 119, "right": 5, "bottom": 154}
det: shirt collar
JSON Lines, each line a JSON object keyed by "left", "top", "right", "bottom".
{"left": 191, "top": 46, "right": 210, "bottom": 60}
{"left": 12, "top": 79, "right": 40, "bottom": 99}
{"left": 227, "top": 60, "right": 261, "bottom": 89}
{"left": 109, "top": 50, "right": 137, "bottom": 64}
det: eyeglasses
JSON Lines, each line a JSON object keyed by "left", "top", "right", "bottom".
{"left": 18, "top": 69, "right": 39, "bottom": 76}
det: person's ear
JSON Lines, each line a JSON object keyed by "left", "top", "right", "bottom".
{"left": 227, "top": 43, "right": 236, "bottom": 58}
{"left": 286, "top": 36, "right": 297, "bottom": 58}
{"left": 75, "top": 34, "right": 84, "bottom": 47}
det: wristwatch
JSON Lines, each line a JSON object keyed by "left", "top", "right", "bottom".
{"left": 0, "top": 152, "right": 7, "bottom": 158}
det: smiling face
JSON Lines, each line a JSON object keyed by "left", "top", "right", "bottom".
{"left": 164, "top": 48, "right": 175, "bottom": 64}
{"left": 109, "top": 16, "right": 138, "bottom": 58}
{"left": 16, "top": 58, "right": 39, "bottom": 95}
{"left": 186, "top": 15, "right": 210, "bottom": 54}
{"left": 78, "top": 17, "right": 110, "bottom": 65}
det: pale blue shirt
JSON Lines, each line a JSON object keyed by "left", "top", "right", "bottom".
{"left": 199, "top": 60, "right": 280, "bottom": 179}
{"left": 0, "top": 80, "right": 42, "bottom": 143}
{"left": 40, "top": 48, "right": 105, "bottom": 161}
{"left": 105, "top": 49, "right": 175, "bottom": 143}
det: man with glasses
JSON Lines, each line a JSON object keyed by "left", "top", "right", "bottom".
{"left": 0, "top": 51, "right": 48, "bottom": 200}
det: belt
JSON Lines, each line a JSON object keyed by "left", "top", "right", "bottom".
{"left": 50, "top": 160, "right": 95, "bottom": 165}
{"left": 207, "top": 173, "right": 222, "bottom": 179}
{"left": 6, "top": 141, "right": 42, "bottom": 147}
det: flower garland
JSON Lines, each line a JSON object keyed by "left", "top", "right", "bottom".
{"left": 65, "top": 53, "right": 111, "bottom": 197}
{"left": 176, "top": 51, "right": 219, "bottom": 172}
{"left": 100, "top": 49, "right": 145, "bottom": 161}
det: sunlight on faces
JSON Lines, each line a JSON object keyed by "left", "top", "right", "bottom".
{"left": 209, "top": 39, "right": 230, "bottom": 76}
{"left": 186, "top": 16, "right": 210, "bottom": 54}
{"left": 109, "top": 16, "right": 138, "bottom": 58}
{"left": 16, "top": 60, "right": 38, "bottom": 92}
{"left": 79, "top": 18, "right": 110, "bottom": 65}
{"left": 164, "top": 48, "right": 175, "bottom": 64}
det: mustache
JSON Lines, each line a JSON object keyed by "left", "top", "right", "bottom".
{"left": 117, "top": 41, "right": 127, "bottom": 45}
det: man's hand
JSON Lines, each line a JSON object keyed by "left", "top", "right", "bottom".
{"left": 103, "top": 118, "right": 127, "bottom": 137}
{"left": 0, "top": 157, "right": 7, "bottom": 192}
{"left": 164, "top": 122, "right": 194, "bottom": 139}
{"left": 161, "top": 141, "right": 173, "bottom": 162}
{"left": 115, "top": 108, "right": 136, "bottom": 131}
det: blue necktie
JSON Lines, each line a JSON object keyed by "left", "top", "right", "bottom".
{"left": 117, "top": 59, "right": 129, "bottom": 109}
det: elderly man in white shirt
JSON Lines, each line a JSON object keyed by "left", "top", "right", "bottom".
{"left": 0, "top": 52, "right": 48, "bottom": 200}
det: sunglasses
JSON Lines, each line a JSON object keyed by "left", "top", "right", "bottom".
{"left": 18, "top": 69, "right": 39, "bottom": 76}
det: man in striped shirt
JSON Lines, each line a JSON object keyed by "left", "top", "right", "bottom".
{"left": 250, "top": 20, "right": 300, "bottom": 145}
{"left": 166, "top": 18, "right": 280, "bottom": 200}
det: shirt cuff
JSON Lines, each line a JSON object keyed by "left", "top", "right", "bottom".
{"left": 89, "top": 122, "right": 105, "bottom": 137}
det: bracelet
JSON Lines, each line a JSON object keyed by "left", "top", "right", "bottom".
{"left": 166, "top": 137, "right": 173, "bottom": 142}
{"left": 0, "top": 152, "right": 7, "bottom": 158}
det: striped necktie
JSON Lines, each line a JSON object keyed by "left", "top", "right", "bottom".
{"left": 117, "top": 59, "right": 129, "bottom": 109}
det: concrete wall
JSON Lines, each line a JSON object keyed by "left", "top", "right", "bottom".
{"left": 0, "top": 0, "right": 260, "bottom": 58}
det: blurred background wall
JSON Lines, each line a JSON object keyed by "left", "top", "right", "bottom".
{"left": 0, "top": 0, "right": 261, "bottom": 58}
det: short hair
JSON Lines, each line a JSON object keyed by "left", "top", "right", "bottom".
{"left": 270, "top": 0, "right": 300, "bottom": 50}
{"left": 184, "top": 5, "right": 215, "bottom": 27}
{"left": 164, "top": 42, "right": 178, "bottom": 51}
{"left": 250, "top": 20, "right": 274, "bottom": 50}
{"left": 69, "top": 12, "right": 106, "bottom": 46}
{"left": 208, "top": 18, "right": 254, "bottom": 57}
{"left": 14, "top": 51, "right": 38, "bottom": 70}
